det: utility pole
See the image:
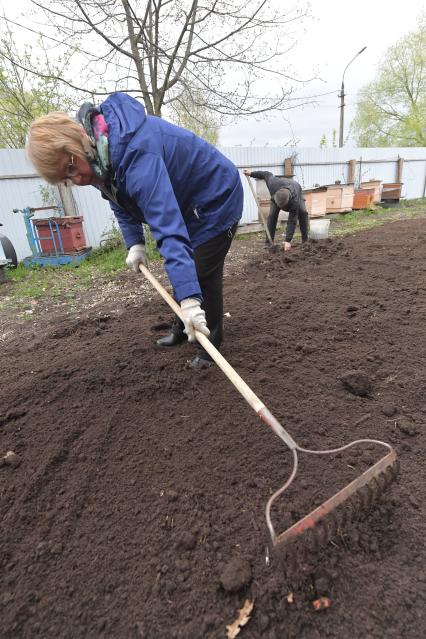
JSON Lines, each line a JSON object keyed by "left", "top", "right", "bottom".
{"left": 339, "top": 46, "right": 367, "bottom": 148}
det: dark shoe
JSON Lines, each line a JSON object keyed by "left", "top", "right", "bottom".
{"left": 156, "top": 328, "right": 187, "bottom": 347}
{"left": 189, "top": 356, "right": 214, "bottom": 370}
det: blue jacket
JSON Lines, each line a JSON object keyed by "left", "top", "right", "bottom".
{"left": 99, "top": 93, "right": 243, "bottom": 302}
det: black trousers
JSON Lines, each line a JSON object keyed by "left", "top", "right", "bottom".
{"left": 174, "top": 223, "right": 238, "bottom": 359}
{"left": 284, "top": 200, "right": 309, "bottom": 243}
{"left": 266, "top": 196, "right": 309, "bottom": 244}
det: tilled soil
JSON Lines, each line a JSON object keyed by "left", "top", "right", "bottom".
{"left": 1, "top": 218, "right": 425, "bottom": 638}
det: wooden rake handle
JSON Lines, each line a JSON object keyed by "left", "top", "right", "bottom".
{"left": 244, "top": 173, "right": 274, "bottom": 245}
{"left": 139, "top": 263, "right": 297, "bottom": 451}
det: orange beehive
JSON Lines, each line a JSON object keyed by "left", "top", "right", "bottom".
{"left": 353, "top": 189, "right": 375, "bottom": 210}
{"left": 360, "top": 180, "right": 382, "bottom": 203}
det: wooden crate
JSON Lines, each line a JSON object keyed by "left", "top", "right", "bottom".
{"left": 303, "top": 187, "right": 328, "bottom": 218}
{"left": 353, "top": 188, "right": 375, "bottom": 209}
{"left": 325, "top": 183, "right": 354, "bottom": 213}
{"left": 360, "top": 180, "right": 382, "bottom": 203}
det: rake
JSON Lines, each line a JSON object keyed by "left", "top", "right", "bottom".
{"left": 244, "top": 173, "right": 275, "bottom": 248}
{"left": 139, "top": 264, "right": 398, "bottom": 549}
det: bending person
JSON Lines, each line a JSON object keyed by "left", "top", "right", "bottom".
{"left": 243, "top": 169, "right": 308, "bottom": 251}
{"left": 27, "top": 92, "right": 243, "bottom": 370}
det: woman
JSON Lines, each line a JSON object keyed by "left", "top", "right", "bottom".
{"left": 27, "top": 92, "right": 243, "bottom": 369}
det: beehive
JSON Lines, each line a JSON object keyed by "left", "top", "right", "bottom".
{"left": 360, "top": 180, "right": 382, "bottom": 204}
{"left": 325, "top": 183, "right": 354, "bottom": 213}
{"left": 303, "top": 187, "right": 328, "bottom": 218}
{"left": 381, "top": 183, "right": 403, "bottom": 202}
{"left": 353, "top": 189, "right": 375, "bottom": 210}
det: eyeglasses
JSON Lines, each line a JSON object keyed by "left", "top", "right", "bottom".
{"left": 66, "top": 154, "right": 79, "bottom": 178}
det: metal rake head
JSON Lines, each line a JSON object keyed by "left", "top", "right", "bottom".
{"left": 265, "top": 438, "right": 398, "bottom": 550}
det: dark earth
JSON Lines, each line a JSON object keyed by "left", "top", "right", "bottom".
{"left": 1, "top": 217, "right": 425, "bottom": 638}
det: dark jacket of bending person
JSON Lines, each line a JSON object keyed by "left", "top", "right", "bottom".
{"left": 244, "top": 169, "right": 309, "bottom": 250}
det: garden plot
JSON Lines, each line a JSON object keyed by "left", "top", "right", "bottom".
{"left": 1, "top": 218, "right": 425, "bottom": 638}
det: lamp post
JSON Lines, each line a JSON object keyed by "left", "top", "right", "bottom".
{"left": 338, "top": 46, "right": 367, "bottom": 147}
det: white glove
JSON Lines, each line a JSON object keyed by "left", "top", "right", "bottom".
{"left": 180, "top": 298, "right": 210, "bottom": 343}
{"left": 126, "top": 243, "right": 147, "bottom": 272}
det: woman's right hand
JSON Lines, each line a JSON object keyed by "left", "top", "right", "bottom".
{"left": 126, "top": 243, "right": 147, "bottom": 272}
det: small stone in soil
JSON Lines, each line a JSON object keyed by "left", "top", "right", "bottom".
{"left": 176, "top": 531, "right": 197, "bottom": 551}
{"left": 314, "top": 575, "right": 331, "bottom": 596}
{"left": 340, "top": 371, "right": 372, "bottom": 397}
{"left": 397, "top": 418, "right": 418, "bottom": 436}
{"left": 219, "top": 557, "right": 252, "bottom": 592}
{"left": 382, "top": 404, "right": 397, "bottom": 417}
{"left": 3, "top": 451, "right": 21, "bottom": 468}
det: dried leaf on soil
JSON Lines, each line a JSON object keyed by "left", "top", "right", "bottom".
{"left": 226, "top": 599, "right": 254, "bottom": 639}
{"left": 313, "top": 597, "right": 331, "bottom": 611}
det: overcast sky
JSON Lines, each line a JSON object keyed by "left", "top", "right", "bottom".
{"left": 1, "top": 0, "right": 424, "bottom": 149}
{"left": 219, "top": 0, "right": 425, "bottom": 148}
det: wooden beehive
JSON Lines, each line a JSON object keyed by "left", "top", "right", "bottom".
{"left": 303, "top": 187, "right": 328, "bottom": 218}
{"left": 353, "top": 188, "right": 375, "bottom": 209}
{"left": 325, "top": 183, "right": 354, "bottom": 213}
{"left": 360, "top": 180, "right": 382, "bottom": 203}
{"left": 381, "top": 182, "right": 403, "bottom": 202}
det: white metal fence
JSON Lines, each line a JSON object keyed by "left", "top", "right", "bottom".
{"left": 1, "top": 147, "right": 425, "bottom": 262}
{"left": 224, "top": 146, "right": 426, "bottom": 225}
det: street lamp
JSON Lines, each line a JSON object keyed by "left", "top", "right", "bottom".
{"left": 338, "top": 46, "right": 367, "bottom": 147}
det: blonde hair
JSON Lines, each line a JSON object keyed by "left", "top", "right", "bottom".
{"left": 26, "top": 112, "right": 88, "bottom": 183}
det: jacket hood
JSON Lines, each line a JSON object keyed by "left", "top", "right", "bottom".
{"left": 100, "top": 93, "right": 147, "bottom": 169}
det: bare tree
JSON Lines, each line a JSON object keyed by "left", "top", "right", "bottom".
{"left": 1, "top": 1, "right": 312, "bottom": 122}
{"left": 172, "top": 87, "right": 219, "bottom": 144}
{"left": 0, "top": 25, "right": 76, "bottom": 147}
